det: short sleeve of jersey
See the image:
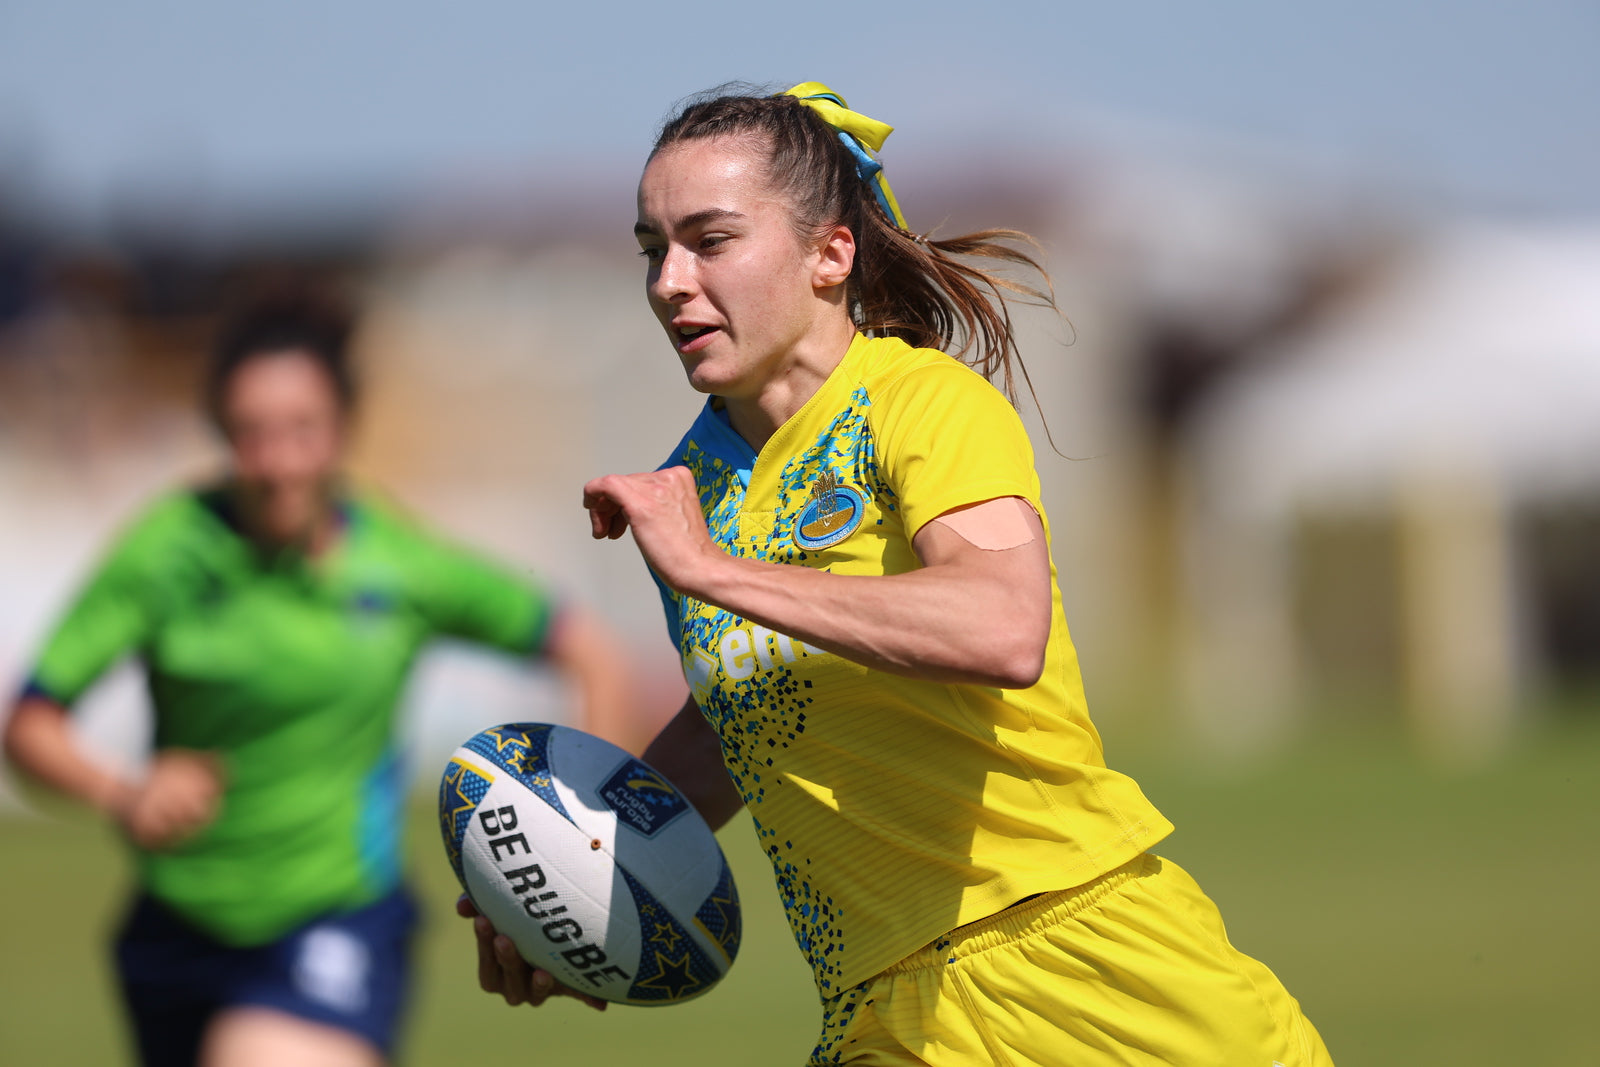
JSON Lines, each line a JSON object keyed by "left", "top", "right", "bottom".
{"left": 869, "top": 358, "right": 1041, "bottom": 540}
{"left": 399, "top": 521, "right": 560, "bottom": 656}
{"left": 27, "top": 505, "right": 171, "bottom": 707}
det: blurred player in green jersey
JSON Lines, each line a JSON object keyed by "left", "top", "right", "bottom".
{"left": 4, "top": 289, "right": 631, "bottom": 1066}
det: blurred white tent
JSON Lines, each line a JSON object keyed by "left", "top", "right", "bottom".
{"left": 1178, "top": 223, "right": 1600, "bottom": 760}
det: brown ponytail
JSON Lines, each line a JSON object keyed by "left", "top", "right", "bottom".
{"left": 652, "top": 86, "right": 1055, "bottom": 405}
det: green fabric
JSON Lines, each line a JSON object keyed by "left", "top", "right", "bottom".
{"left": 29, "top": 486, "right": 556, "bottom": 946}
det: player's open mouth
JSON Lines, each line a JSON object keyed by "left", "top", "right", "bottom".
{"left": 675, "top": 325, "right": 720, "bottom": 352}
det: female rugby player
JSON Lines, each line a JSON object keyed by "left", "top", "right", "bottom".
{"left": 6, "top": 292, "right": 631, "bottom": 1067}
{"left": 468, "top": 83, "right": 1334, "bottom": 1066}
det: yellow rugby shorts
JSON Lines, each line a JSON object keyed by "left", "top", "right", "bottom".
{"left": 809, "top": 853, "right": 1333, "bottom": 1066}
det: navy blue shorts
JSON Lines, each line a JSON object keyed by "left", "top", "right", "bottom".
{"left": 113, "top": 887, "right": 418, "bottom": 1067}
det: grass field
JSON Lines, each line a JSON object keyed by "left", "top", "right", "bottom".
{"left": 3, "top": 711, "right": 1597, "bottom": 1064}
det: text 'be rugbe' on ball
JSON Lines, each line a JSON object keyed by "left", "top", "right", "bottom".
{"left": 439, "top": 723, "right": 741, "bottom": 1006}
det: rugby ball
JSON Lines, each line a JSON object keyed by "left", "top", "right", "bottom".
{"left": 439, "top": 723, "right": 740, "bottom": 1006}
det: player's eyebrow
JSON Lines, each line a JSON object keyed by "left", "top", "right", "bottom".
{"left": 634, "top": 208, "right": 747, "bottom": 237}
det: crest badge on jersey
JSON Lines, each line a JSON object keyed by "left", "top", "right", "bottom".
{"left": 793, "top": 471, "right": 866, "bottom": 551}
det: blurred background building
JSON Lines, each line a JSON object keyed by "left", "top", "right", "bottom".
{"left": 2, "top": 0, "right": 1597, "bottom": 798}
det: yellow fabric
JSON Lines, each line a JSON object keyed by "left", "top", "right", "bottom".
{"left": 810, "top": 853, "right": 1335, "bottom": 1066}
{"left": 664, "top": 335, "right": 1173, "bottom": 997}
{"left": 782, "top": 81, "right": 909, "bottom": 229}
{"left": 783, "top": 81, "right": 895, "bottom": 152}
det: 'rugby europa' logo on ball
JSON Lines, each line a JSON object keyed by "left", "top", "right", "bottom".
{"left": 599, "top": 759, "right": 689, "bottom": 837}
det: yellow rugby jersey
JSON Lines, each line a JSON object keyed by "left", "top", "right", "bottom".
{"left": 656, "top": 334, "right": 1173, "bottom": 996}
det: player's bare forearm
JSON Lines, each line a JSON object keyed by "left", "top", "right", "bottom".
{"left": 641, "top": 697, "right": 743, "bottom": 830}
{"left": 4, "top": 696, "right": 223, "bottom": 848}
{"left": 3, "top": 695, "right": 134, "bottom": 815}
{"left": 682, "top": 514, "right": 1051, "bottom": 689}
{"left": 586, "top": 469, "right": 1052, "bottom": 689}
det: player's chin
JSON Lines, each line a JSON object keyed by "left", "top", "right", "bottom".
{"left": 680, "top": 357, "right": 751, "bottom": 399}
{"left": 681, "top": 362, "right": 731, "bottom": 396}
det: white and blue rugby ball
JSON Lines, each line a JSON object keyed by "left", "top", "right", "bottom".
{"left": 439, "top": 723, "right": 740, "bottom": 1006}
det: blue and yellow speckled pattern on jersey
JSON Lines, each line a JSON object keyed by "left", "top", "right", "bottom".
{"left": 656, "top": 334, "right": 1175, "bottom": 996}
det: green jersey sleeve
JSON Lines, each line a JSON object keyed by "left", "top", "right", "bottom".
{"left": 28, "top": 501, "right": 178, "bottom": 706}
{"left": 388, "top": 512, "right": 561, "bottom": 656}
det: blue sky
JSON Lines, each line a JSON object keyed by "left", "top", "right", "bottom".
{"left": 1, "top": 0, "right": 1595, "bottom": 228}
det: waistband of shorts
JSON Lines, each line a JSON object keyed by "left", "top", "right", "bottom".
{"left": 118, "top": 883, "right": 418, "bottom": 949}
{"left": 882, "top": 853, "right": 1156, "bottom": 976}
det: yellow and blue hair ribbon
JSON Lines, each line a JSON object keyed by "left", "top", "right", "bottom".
{"left": 781, "top": 82, "right": 909, "bottom": 231}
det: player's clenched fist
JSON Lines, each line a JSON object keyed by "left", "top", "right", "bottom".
{"left": 582, "top": 467, "right": 725, "bottom": 594}
{"left": 113, "top": 749, "right": 225, "bottom": 851}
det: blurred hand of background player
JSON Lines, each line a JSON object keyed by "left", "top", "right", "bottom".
{"left": 112, "top": 749, "right": 225, "bottom": 850}
{"left": 455, "top": 895, "right": 607, "bottom": 1012}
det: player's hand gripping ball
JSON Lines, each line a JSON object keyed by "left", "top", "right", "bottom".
{"left": 439, "top": 723, "right": 741, "bottom": 1006}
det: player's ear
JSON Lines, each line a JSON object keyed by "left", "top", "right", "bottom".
{"left": 813, "top": 225, "right": 855, "bottom": 291}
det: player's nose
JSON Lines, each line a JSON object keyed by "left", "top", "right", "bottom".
{"left": 649, "top": 245, "right": 695, "bottom": 305}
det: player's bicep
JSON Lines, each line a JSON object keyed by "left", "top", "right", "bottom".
{"left": 912, "top": 497, "right": 1052, "bottom": 653}
{"left": 926, "top": 496, "right": 1042, "bottom": 553}
{"left": 914, "top": 497, "right": 1048, "bottom": 576}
